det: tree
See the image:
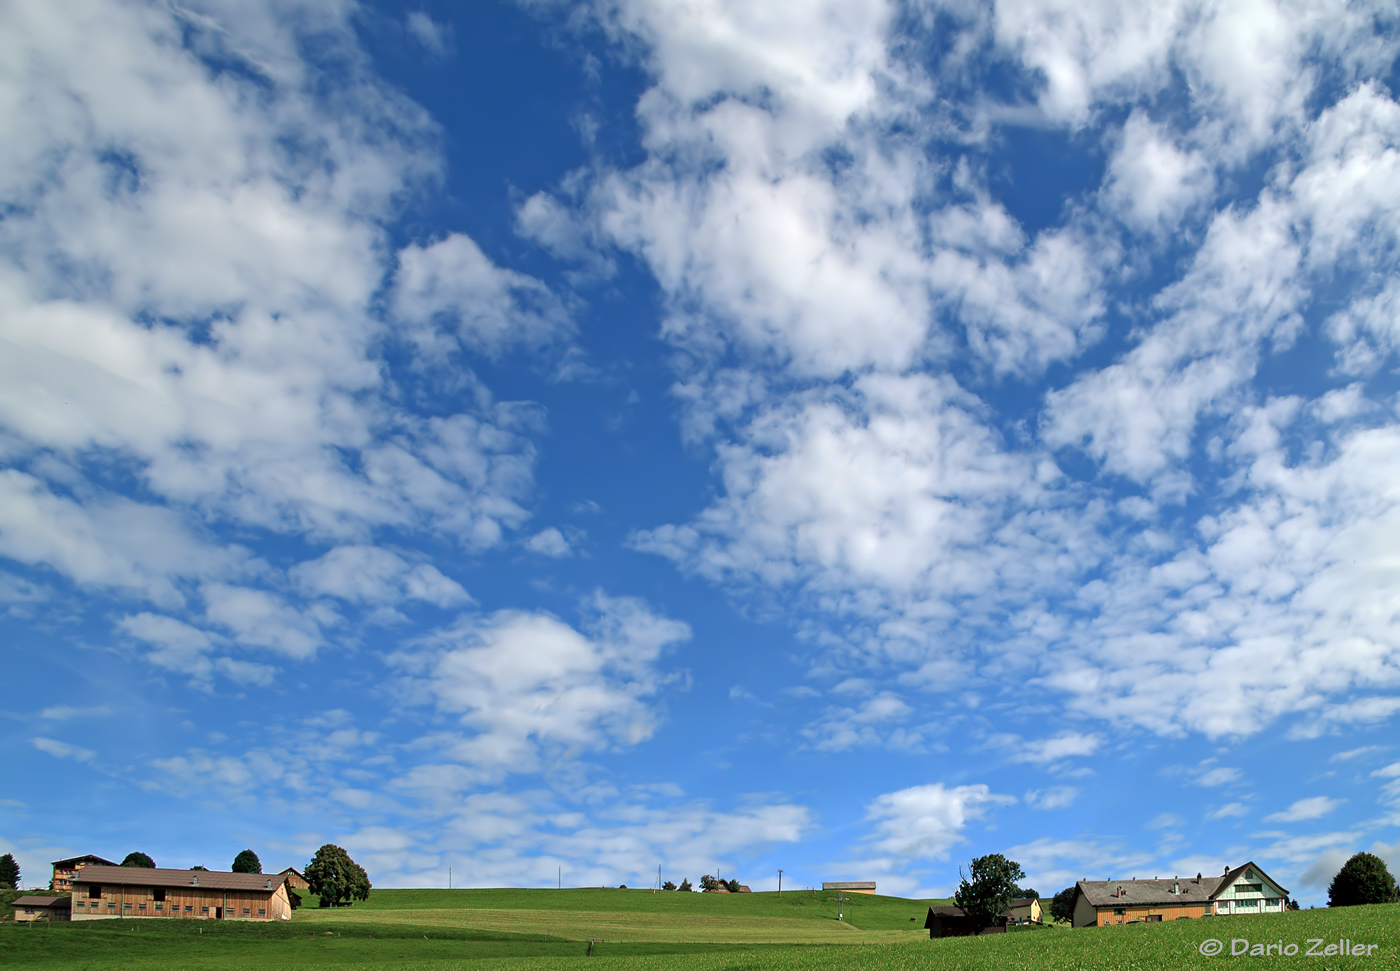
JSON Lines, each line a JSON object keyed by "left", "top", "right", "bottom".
{"left": 1287, "top": 897, "right": 1301, "bottom": 911}
{"left": 305, "top": 844, "right": 371, "bottom": 907}
{"left": 122, "top": 852, "right": 156, "bottom": 868}
{"left": 726, "top": 878, "right": 741, "bottom": 893}
{"left": 1015, "top": 886, "right": 1039, "bottom": 900}
{"left": 678, "top": 878, "right": 693, "bottom": 892}
{"left": 954, "top": 853, "right": 1026, "bottom": 934}
{"left": 699, "top": 874, "right": 719, "bottom": 892}
{"left": 1328, "top": 853, "right": 1399, "bottom": 908}
{"left": 231, "top": 849, "right": 262, "bottom": 874}
{"left": 0, "top": 853, "right": 19, "bottom": 890}
{"left": 1050, "top": 886, "right": 1077, "bottom": 924}
{"left": 662, "top": 880, "right": 677, "bottom": 891}
{"left": 190, "top": 865, "right": 208, "bottom": 871}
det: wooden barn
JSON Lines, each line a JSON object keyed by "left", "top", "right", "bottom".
{"left": 822, "top": 881, "right": 877, "bottom": 895}
{"left": 13, "top": 894, "right": 72, "bottom": 922}
{"left": 278, "top": 867, "right": 310, "bottom": 890}
{"left": 50, "top": 854, "right": 116, "bottom": 894}
{"left": 923, "top": 905, "right": 1008, "bottom": 937}
{"left": 69, "top": 866, "right": 293, "bottom": 921}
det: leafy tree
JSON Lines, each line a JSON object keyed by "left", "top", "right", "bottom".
{"left": 726, "top": 878, "right": 741, "bottom": 893}
{"left": 306, "top": 844, "right": 371, "bottom": 907}
{"left": 122, "top": 852, "right": 156, "bottom": 868}
{"left": 1050, "top": 886, "right": 1077, "bottom": 923}
{"left": 1015, "top": 887, "right": 1039, "bottom": 900}
{"left": 1287, "top": 897, "right": 1301, "bottom": 911}
{"left": 678, "top": 878, "right": 693, "bottom": 892}
{"left": 1328, "top": 853, "right": 1399, "bottom": 907}
{"left": 190, "top": 865, "right": 208, "bottom": 871}
{"left": 662, "top": 880, "right": 677, "bottom": 891}
{"left": 0, "top": 853, "right": 19, "bottom": 890}
{"left": 954, "top": 853, "right": 1026, "bottom": 934}
{"left": 699, "top": 874, "right": 719, "bottom": 892}
{"left": 231, "top": 849, "right": 262, "bottom": 874}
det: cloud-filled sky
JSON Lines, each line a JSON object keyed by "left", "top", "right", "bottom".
{"left": 4, "top": 0, "right": 1400, "bottom": 903}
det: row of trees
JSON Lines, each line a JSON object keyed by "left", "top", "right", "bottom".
{"left": 649, "top": 875, "right": 741, "bottom": 892}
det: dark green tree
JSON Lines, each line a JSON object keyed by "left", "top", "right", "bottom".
{"left": 190, "top": 865, "right": 208, "bottom": 871}
{"left": 0, "top": 853, "right": 19, "bottom": 889}
{"left": 1050, "top": 886, "right": 1077, "bottom": 923}
{"left": 678, "top": 878, "right": 693, "bottom": 892}
{"left": 699, "top": 874, "right": 719, "bottom": 891}
{"left": 662, "top": 880, "right": 677, "bottom": 890}
{"left": 1015, "top": 886, "right": 1039, "bottom": 900}
{"left": 121, "top": 852, "right": 156, "bottom": 868}
{"left": 725, "top": 878, "right": 741, "bottom": 893}
{"left": 231, "top": 849, "right": 262, "bottom": 874}
{"left": 305, "top": 844, "right": 371, "bottom": 907}
{"left": 1328, "top": 853, "right": 1399, "bottom": 907}
{"left": 954, "top": 853, "right": 1026, "bottom": 933}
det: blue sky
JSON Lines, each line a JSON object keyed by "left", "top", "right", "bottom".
{"left": 4, "top": 0, "right": 1400, "bottom": 905}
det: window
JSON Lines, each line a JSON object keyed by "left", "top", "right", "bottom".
{"left": 153, "top": 888, "right": 166, "bottom": 902}
{"left": 185, "top": 906, "right": 193, "bottom": 913}
{"left": 23, "top": 908, "right": 34, "bottom": 915}
{"left": 1114, "top": 908, "right": 1126, "bottom": 915}
{"left": 88, "top": 885, "right": 101, "bottom": 898}
{"left": 241, "top": 908, "right": 250, "bottom": 915}
{"left": 154, "top": 904, "right": 163, "bottom": 911}
{"left": 124, "top": 903, "right": 132, "bottom": 910}
{"left": 137, "top": 903, "right": 147, "bottom": 911}
{"left": 1147, "top": 915, "right": 1162, "bottom": 922}
{"left": 257, "top": 909, "right": 265, "bottom": 915}
{"left": 107, "top": 903, "right": 116, "bottom": 909}
{"left": 201, "top": 907, "right": 209, "bottom": 913}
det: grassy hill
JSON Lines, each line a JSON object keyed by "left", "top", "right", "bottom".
{"left": 3, "top": 887, "right": 1396, "bottom": 970}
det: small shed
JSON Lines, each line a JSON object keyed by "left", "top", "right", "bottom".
{"left": 924, "top": 905, "right": 1007, "bottom": 937}
{"left": 13, "top": 895, "right": 72, "bottom": 922}
{"left": 822, "top": 881, "right": 876, "bottom": 895}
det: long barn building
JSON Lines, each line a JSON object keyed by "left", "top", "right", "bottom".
{"left": 69, "top": 866, "right": 293, "bottom": 921}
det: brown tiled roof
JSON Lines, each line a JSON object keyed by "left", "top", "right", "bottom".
{"left": 13, "top": 895, "right": 70, "bottom": 908}
{"left": 822, "top": 881, "right": 876, "bottom": 890}
{"left": 70, "top": 866, "right": 288, "bottom": 893}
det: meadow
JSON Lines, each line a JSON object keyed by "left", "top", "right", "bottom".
{"left": 2, "top": 887, "right": 1396, "bottom": 971}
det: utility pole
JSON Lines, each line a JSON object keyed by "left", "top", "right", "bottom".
{"left": 655, "top": 865, "right": 661, "bottom": 893}
{"left": 449, "top": 867, "right": 452, "bottom": 890}
{"left": 837, "top": 892, "right": 845, "bottom": 921}
{"left": 558, "top": 867, "right": 562, "bottom": 890}
{"left": 778, "top": 869, "right": 783, "bottom": 897}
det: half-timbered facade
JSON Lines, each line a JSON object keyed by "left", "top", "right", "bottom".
{"left": 69, "top": 866, "right": 292, "bottom": 921}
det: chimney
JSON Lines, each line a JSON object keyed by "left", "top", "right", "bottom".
{"left": 1223, "top": 865, "right": 1229, "bottom": 875}
{"left": 1196, "top": 873, "right": 1202, "bottom": 883}
{"left": 191, "top": 875, "right": 199, "bottom": 886}
{"left": 1173, "top": 881, "right": 1180, "bottom": 895}
{"left": 266, "top": 879, "right": 273, "bottom": 890}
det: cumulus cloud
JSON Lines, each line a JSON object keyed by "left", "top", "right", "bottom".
{"left": 1264, "top": 796, "right": 1344, "bottom": 823}
{"left": 864, "top": 782, "right": 1014, "bottom": 859}
{"left": 290, "top": 545, "right": 470, "bottom": 607}
{"left": 394, "top": 595, "right": 691, "bottom": 783}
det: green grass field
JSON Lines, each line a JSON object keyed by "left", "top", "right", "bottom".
{"left": 2, "top": 887, "right": 1396, "bottom": 970}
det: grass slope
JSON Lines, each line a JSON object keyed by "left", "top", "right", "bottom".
{"left": 4, "top": 890, "right": 1395, "bottom": 970}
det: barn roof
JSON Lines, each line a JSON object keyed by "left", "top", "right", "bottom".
{"left": 13, "top": 895, "right": 69, "bottom": 908}
{"left": 822, "top": 881, "right": 876, "bottom": 890}
{"left": 69, "top": 865, "right": 288, "bottom": 892}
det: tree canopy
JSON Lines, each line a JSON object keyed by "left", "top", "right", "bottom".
{"left": 121, "top": 852, "right": 156, "bottom": 868}
{"left": 0, "top": 853, "right": 19, "bottom": 890}
{"left": 677, "top": 878, "right": 693, "bottom": 892}
{"left": 1328, "top": 853, "right": 1399, "bottom": 907}
{"left": 662, "top": 880, "right": 677, "bottom": 891}
{"left": 725, "top": 878, "right": 741, "bottom": 893}
{"left": 231, "top": 849, "right": 262, "bottom": 874}
{"left": 699, "top": 874, "right": 719, "bottom": 891}
{"left": 305, "top": 844, "right": 371, "bottom": 907}
{"left": 954, "top": 853, "right": 1026, "bottom": 933}
{"left": 1050, "top": 886, "right": 1077, "bottom": 923}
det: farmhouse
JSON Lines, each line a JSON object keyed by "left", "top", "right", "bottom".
{"left": 13, "top": 894, "right": 71, "bottom": 922}
{"left": 279, "top": 867, "right": 310, "bottom": 890}
{"left": 822, "top": 881, "right": 876, "bottom": 895}
{"left": 50, "top": 854, "right": 117, "bottom": 894}
{"left": 1005, "top": 896, "right": 1042, "bottom": 923}
{"left": 1072, "top": 862, "right": 1288, "bottom": 927}
{"left": 69, "top": 865, "right": 293, "bottom": 921}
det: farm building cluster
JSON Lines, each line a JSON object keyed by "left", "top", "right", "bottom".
{"left": 12, "top": 855, "right": 310, "bottom": 923}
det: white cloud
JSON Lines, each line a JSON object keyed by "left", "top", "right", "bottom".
{"left": 290, "top": 545, "right": 470, "bottom": 607}
{"left": 1101, "top": 110, "right": 1214, "bottom": 230}
{"left": 999, "top": 730, "right": 1102, "bottom": 765}
{"left": 1025, "top": 786, "right": 1079, "bottom": 810}
{"left": 864, "top": 782, "right": 1014, "bottom": 860}
{"left": 31, "top": 737, "right": 95, "bottom": 762}
{"left": 395, "top": 595, "right": 690, "bottom": 783}
{"left": 405, "top": 11, "right": 453, "bottom": 57}
{"left": 1206, "top": 802, "right": 1250, "bottom": 820}
{"left": 1264, "top": 796, "right": 1343, "bottom": 823}
{"left": 525, "top": 528, "right": 573, "bottom": 558}
{"left": 802, "top": 692, "right": 918, "bottom": 752}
